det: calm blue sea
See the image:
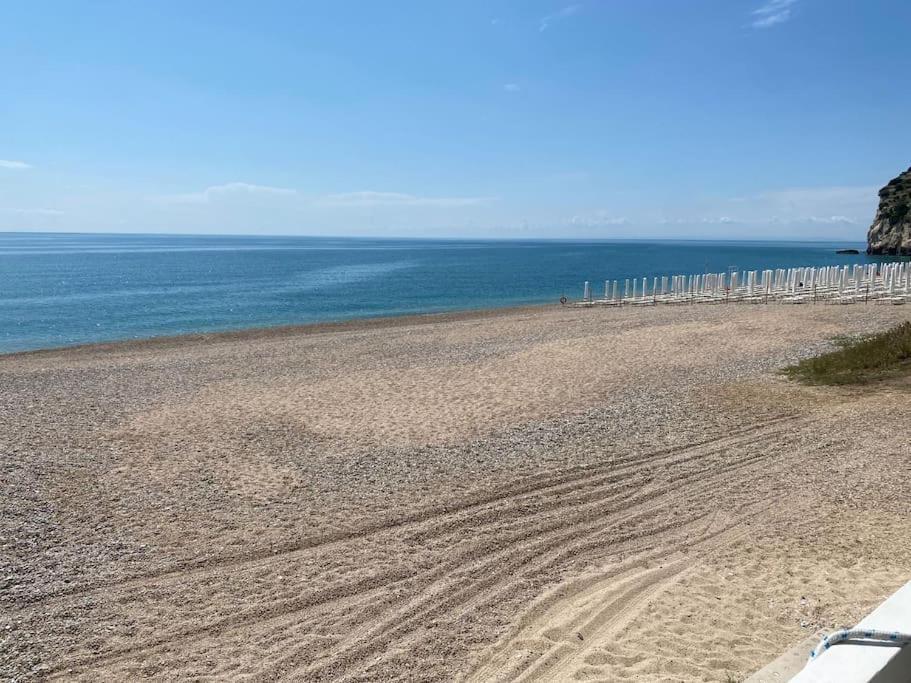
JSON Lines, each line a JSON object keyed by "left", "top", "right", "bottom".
{"left": 0, "top": 232, "right": 877, "bottom": 354}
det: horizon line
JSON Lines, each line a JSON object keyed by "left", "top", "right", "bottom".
{"left": 0, "top": 229, "right": 868, "bottom": 245}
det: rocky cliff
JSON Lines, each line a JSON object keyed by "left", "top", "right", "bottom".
{"left": 867, "top": 167, "right": 911, "bottom": 255}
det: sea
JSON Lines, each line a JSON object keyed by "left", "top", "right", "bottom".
{"left": 0, "top": 232, "right": 879, "bottom": 354}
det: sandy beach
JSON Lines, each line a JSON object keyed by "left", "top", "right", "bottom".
{"left": 2, "top": 302, "right": 911, "bottom": 681}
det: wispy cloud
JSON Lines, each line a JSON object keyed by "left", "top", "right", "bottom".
{"left": 687, "top": 186, "right": 875, "bottom": 226}
{"left": 158, "top": 184, "right": 495, "bottom": 211}
{"left": 504, "top": 83, "right": 521, "bottom": 92}
{"left": 163, "top": 182, "right": 298, "bottom": 204}
{"left": 539, "top": 4, "right": 581, "bottom": 32}
{"left": 751, "top": 0, "right": 798, "bottom": 29}
{"left": 617, "top": 185, "right": 874, "bottom": 231}
{"left": 570, "top": 211, "right": 629, "bottom": 228}
{"left": 318, "top": 191, "right": 496, "bottom": 208}
{"left": 657, "top": 216, "right": 742, "bottom": 225}
{"left": 0, "top": 159, "right": 32, "bottom": 170}
{"left": 803, "top": 215, "right": 858, "bottom": 224}
{"left": 1, "top": 207, "right": 64, "bottom": 216}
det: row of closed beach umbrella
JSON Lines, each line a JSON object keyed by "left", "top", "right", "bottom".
{"left": 577, "top": 261, "right": 911, "bottom": 306}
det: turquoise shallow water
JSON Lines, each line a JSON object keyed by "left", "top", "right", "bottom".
{"left": 0, "top": 232, "right": 875, "bottom": 353}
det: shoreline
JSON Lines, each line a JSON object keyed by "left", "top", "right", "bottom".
{"left": 0, "top": 301, "right": 556, "bottom": 360}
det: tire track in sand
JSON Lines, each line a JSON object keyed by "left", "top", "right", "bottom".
{"left": 43, "top": 416, "right": 810, "bottom": 679}
{"left": 24, "top": 415, "right": 801, "bottom": 609}
{"left": 275, "top": 433, "right": 796, "bottom": 680}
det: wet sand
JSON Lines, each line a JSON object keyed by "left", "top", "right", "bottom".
{"left": 2, "top": 303, "right": 910, "bottom": 681}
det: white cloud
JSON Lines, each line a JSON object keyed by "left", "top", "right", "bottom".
{"left": 736, "top": 186, "right": 875, "bottom": 225}
{"left": 1, "top": 207, "right": 64, "bottom": 216}
{"left": 155, "top": 184, "right": 495, "bottom": 216}
{"left": 751, "top": 0, "right": 798, "bottom": 29}
{"left": 763, "top": 215, "right": 860, "bottom": 226}
{"left": 570, "top": 211, "right": 629, "bottom": 227}
{"left": 163, "top": 182, "right": 298, "bottom": 204}
{"left": 0, "top": 159, "right": 32, "bottom": 169}
{"left": 539, "top": 4, "right": 581, "bottom": 32}
{"left": 318, "top": 191, "right": 496, "bottom": 208}
{"left": 657, "top": 217, "right": 742, "bottom": 225}
{"left": 805, "top": 215, "right": 859, "bottom": 224}
{"left": 646, "top": 186, "right": 875, "bottom": 229}
{"left": 564, "top": 184, "right": 874, "bottom": 235}
{"left": 504, "top": 83, "right": 521, "bottom": 92}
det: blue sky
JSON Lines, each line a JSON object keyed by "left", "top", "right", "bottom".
{"left": 2, "top": 0, "right": 910, "bottom": 239}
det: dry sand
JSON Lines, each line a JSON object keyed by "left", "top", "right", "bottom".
{"left": 2, "top": 302, "right": 911, "bottom": 681}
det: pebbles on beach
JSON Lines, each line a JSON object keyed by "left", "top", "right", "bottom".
{"left": 2, "top": 303, "right": 910, "bottom": 681}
